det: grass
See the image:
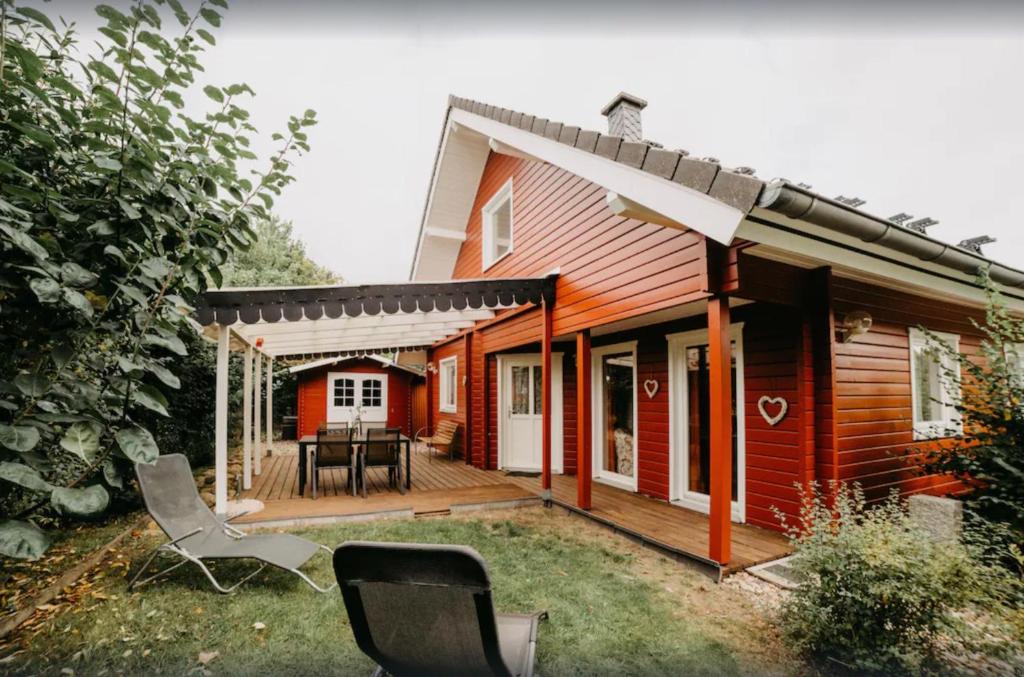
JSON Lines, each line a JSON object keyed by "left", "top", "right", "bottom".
{"left": 4, "top": 507, "right": 796, "bottom": 676}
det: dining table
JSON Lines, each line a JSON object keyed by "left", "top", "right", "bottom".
{"left": 297, "top": 432, "right": 412, "bottom": 497}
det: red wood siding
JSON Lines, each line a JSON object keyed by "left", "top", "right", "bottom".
{"left": 451, "top": 153, "right": 708, "bottom": 335}
{"left": 432, "top": 340, "right": 467, "bottom": 458}
{"left": 831, "top": 277, "right": 982, "bottom": 501}
{"left": 296, "top": 360, "right": 417, "bottom": 438}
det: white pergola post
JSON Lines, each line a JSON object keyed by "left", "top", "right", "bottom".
{"left": 242, "top": 344, "right": 253, "bottom": 490}
{"left": 265, "top": 357, "right": 274, "bottom": 455}
{"left": 214, "top": 325, "right": 230, "bottom": 516}
{"left": 254, "top": 351, "right": 263, "bottom": 475}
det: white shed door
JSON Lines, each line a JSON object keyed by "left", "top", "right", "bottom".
{"left": 327, "top": 372, "right": 388, "bottom": 424}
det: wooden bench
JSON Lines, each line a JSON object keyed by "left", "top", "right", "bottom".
{"left": 415, "top": 420, "right": 461, "bottom": 462}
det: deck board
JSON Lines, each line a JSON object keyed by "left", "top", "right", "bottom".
{"left": 239, "top": 445, "right": 790, "bottom": 572}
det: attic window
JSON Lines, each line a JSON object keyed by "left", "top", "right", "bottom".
{"left": 482, "top": 179, "right": 513, "bottom": 270}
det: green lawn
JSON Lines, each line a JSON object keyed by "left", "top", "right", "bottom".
{"left": 5, "top": 508, "right": 796, "bottom": 676}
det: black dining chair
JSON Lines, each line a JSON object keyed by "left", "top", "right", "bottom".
{"left": 314, "top": 427, "right": 356, "bottom": 499}
{"left": 359, "top": 427, "right": 404, "bottom": 497}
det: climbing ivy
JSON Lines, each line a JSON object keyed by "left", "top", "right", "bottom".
{"left": 0, "top": 0, "right": 316, "bottom": 558}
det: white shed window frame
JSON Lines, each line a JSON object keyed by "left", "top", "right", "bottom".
{"left": 481, "top": 178, "right": 514, "bottom": 271}
{"left": 439, "top": 356, "right": 458, "bottom": 413}
{"left": 908, "top": 328, "right": 962, "bottom": 440}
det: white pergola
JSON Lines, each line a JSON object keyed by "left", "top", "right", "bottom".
{"left": 195, "top": 276, "right": 556, "bottom": 515}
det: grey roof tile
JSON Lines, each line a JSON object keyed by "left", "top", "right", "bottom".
{"left": 558, "top": 125, "right": 581, "bottom": 146}
{"left": 520, "top": 114, "right": 535, "bottom": 131}
{"left": 509, "top": 111, "right": 523, "bottom": 128}
{"left": 616, "top": 141, "right": 649, "bottom": 169}
{"left": 574, "top": 130, "right": 600, "bottom": 153}
{"left": 499, "top": 108, "right": 512, "bottom": 124}
{"left": 594, "top": 135, "right": 622, "bottom": 160}
{"left": 544, "top": 121, "right": 563, "bottom": 140}
{"left": 709, "top": 170, "right": 764, "bottom": 211}
{"left": 641, "top": 148, "right": 681, "bottom": 179}
{"left": 531, "top": 117, "right": 549, "bottom": 135}
{"left": 673, "top": 157, "right": 720, "bottom": 193}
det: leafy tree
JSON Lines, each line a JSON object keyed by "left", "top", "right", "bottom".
{"left": 922, "top": 274, "right": 1024, "bottom": 532}
{"left": 222, "top": 215, "right": 340, "bottom": 288}
{"left": 151, "top": 218, "right": 341, "bottom": 468}
{"left": 0, "top": 0, "right": 316, "bottom": 559}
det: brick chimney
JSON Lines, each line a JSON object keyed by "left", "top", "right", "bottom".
{"left": 601, "top": 92, "right": 648, "bottom": 142}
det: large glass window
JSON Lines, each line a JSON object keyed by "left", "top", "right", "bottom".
{"left": 600, "top": 351, "right": 635, "bottom": 479}
{"left": 439, "top": 356, "right": 458, "bottom": 413}
{"left": 482, "top": 179, "right": 513, "bottom": 269}
{"left": 908, "top": 328, "right": 961, "bottom": 439}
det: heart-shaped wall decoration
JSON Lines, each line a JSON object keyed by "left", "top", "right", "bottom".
{"left": 643, "top": 379, "right": 659, "bottom": 399}
{"left": 758, "top": 396, "right": 788, "bottom": 426}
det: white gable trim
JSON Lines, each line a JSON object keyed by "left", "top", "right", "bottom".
{"left": 451, "top": 109, "right": 745, "bottom": 244}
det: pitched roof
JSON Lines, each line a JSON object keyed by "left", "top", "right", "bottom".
{"left": 288, "top": 354, "right": 424, "bottom": 376}
{"left": 439, "top": 95, "right": 1024, "bottom": 295}
{"left": 447, "top": 96, "right": 765, "bottom": 213}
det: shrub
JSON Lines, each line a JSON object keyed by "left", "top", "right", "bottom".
{"left": 777, "top": 483, "right": 1020, "bottom": 674}
{"left": 920, "top": 274, "right": 1024, "bottom": 532}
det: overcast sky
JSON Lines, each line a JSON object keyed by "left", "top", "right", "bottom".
{"left": 57, "top": 1, "right": 1024, "bottom": 282}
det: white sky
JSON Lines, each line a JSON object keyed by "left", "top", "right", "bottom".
{"left": 57, "top": 2, "right": 1024, "bottom": 282}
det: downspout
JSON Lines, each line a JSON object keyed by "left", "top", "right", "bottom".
{"left": 758, "top": 181, "right": 1024, "bottom": 290}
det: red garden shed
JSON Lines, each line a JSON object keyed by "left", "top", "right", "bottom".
{"left": 292, "top": 355, "right": 425, "bottom": 438}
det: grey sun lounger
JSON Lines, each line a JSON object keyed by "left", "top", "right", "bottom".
{"left": 129, "top": 453, "right": 336, "bottom": 594}
{"left": 333, "top": 541, "right": 547, "bottom": 677}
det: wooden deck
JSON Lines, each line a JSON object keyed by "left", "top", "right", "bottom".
{"left": 237, "top": 444, "right": 790, "bottom": 574}
{"left": 502, "top": 474, "right": 792, "bottom": 574}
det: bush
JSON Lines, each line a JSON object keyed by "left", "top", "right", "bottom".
{"left": 777, "top": 483, "right": 1020, "bottom": 674}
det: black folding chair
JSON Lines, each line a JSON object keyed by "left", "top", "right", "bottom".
{"left": 360, "top": 427, "right": 404, "bottom": 497}
{"left": 314, "top": 427, "right": 357, "bottom": 498}
{"left": 334, "top": 541, "right": 546, "bottom": 676}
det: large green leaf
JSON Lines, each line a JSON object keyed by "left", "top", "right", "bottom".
{"left": 0, "top": 424, "right": 41, "bottom": 452}
{"left": 145, "top": 361, "right": 182, "bottom": 389}
{"left": 143, "top": 333, "right": 187, "bottom": 356}
{"left": 62, "top": 288, "right": 94, "bottom": 317}
{"left": 14, "top": 373, "right": 47, "bottom": 397}
{"left": 132, "top": 384, "right": 169, "bottom": 416}
{"left": 115, "top": 426, "right": 159, "bottom": 464}
{"left": 60, "top": 421, "right": 102, "bottom": 462}
{"left": 30, "top": 277, "right": 61, "bottom": 303}
{"left": 60, "top": 262, "right": 99, "bottom": 287}
{"left": 16, "top": 7, "right": 56, "bottom": 32}
{"left": 0, "top": 461, "right": 53, "bottom": 493}
{"left": 0, "top": 520, "right": 51, "bottom": 560}
{"left": 51, "top": 485, "right": 110, "bottom": 517}
{"left": 102, "top": 459, "right": 124, "bottom": 489}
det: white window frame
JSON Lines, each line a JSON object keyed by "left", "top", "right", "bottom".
{"left": 591, "top": 340, "right": 639, "bottom": 492}
{"left": 908, "top": 328, "right": 962, "bottom": 440}
{"left": 481, "top": 178, "right": 514, "bottom": 270}
{"left": 439, "top": 356, "right": 458, "bottom": 413}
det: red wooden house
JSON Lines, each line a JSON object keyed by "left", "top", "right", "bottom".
{"left": 200, "top": 92, "right": 1023, "bottom": 572}
{"left": 292, "top": 355, "right": 425, "bottom": 438}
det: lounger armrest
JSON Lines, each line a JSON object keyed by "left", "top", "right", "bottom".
{"left": 220, "top": 513, "right": 249, "bottom": 538}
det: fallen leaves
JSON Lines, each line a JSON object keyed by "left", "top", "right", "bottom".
{"left": 197, "top": 650, "right": 219, "bottom": 665}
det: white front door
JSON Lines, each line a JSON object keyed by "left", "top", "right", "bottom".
{"left": 498, "top": 354, "right": 563, "bottom": 473}
{"left": 327, "top": 372, "right": 388, "bottom": 425}
{"left": 667, "top": 325, "right": 746, "bottom": 522}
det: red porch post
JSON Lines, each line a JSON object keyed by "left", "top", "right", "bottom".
{"left": 707, "top": 295, "right": 733, "bottom": 565}
{"left": 464, "top": 333, "right": 474, "bottom": 465}
{"left": 575, "top": 329, "right": 592, "bottom": 510}
{"left": 541, "top": 296, "right": 553, "bottom": 492}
